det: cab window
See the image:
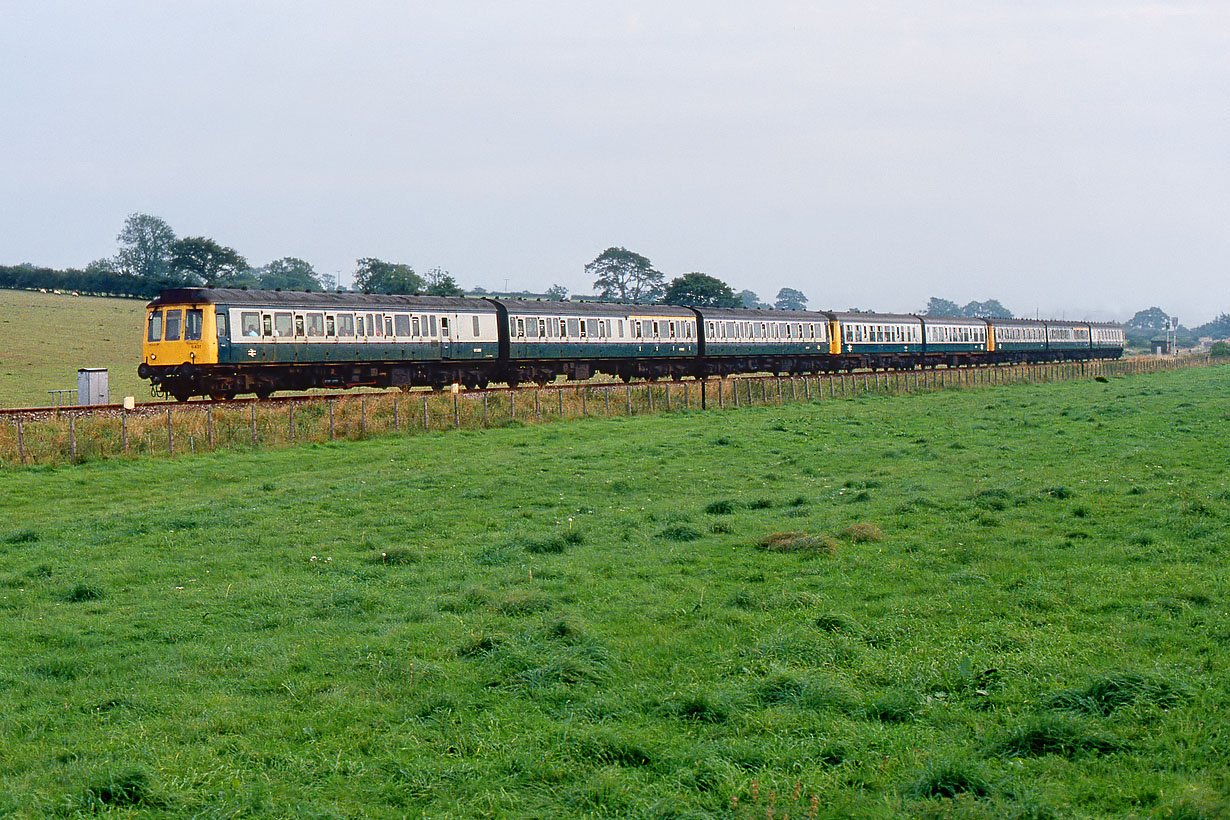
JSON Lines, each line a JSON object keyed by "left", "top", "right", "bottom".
{"left": 185, "top": 309, "right": 203, "bottom": 341}
{"left": 164, "top": 310, "right": 182, "bottom": 342}
{"left": 147, "top": 310, "right": 163, "bottom": 342}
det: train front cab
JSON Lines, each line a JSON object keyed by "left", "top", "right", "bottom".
{"left": 140, "top": 299, "right": 219, "bottom": 399}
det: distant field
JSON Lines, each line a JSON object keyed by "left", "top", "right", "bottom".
{"left": 2, "top": 365, "right": 1227, "bottom": 818}
{"left": 0, "top": 289, "right": 149, "bottom": 407}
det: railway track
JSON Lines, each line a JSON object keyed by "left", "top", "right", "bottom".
{"left": 0, "top": 358, "right": 1156, "bottom": 420}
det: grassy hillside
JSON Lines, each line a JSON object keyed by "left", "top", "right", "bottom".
{"left": 1, "top": 367, "right": 1227, "bottom": 818}
{"left": 0, "top": 289, "right": 149, "bottom": 408}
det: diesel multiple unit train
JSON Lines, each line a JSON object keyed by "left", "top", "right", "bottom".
{"left": 138, "top": 288, "right": 1126, "bottom": 401}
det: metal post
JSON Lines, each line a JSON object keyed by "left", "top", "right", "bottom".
{"left": 580, "top": 386, "right": 586, "bottom": 415}
{"left": 535, "top": 390, "right": 541, "bottom": 420}
{"left": 328, "top": 399, "right": 335, "bottom": 439}
{"left": 626, "top": 385, "right": 632, "bottom": 415}
{"left": 455, "top": 393, "right": 461, "bottom": 428}
{"left": 557, "top": 387, "right": 563, "bottom": 418}
{"left": 361, "top": 398, "right": 367, "bottom": 437}
{"left": 122, "top": 413, "right": 129, "bottom": 453}
{"left": 168, "top": 407, "right": 175, "bottom": 456}
{"left": 206, "top": 408, "right": 212, "bottom": 449}
{"left": 683, "top": 382, "right": 689, "bottom": 409}
{"left": 647, "top": 384, "right": 653, "bottom": 412}
{"left": 732, "top": 378, "right": 739, "bottom": 408}
{"left": 250, "top": 404, "right": 257, "bottom": 448}
{"left": 510, "top": 391, "right": 515, "bottom": 420}
{"left": 422, "top": 396, "right": 429, "bottom": 429}
{"left": 482, "top": 393, "right": 488, "bottom": 426}
{"left": 393, "top": 396, "right": 399, "bottom": 431}
{"left": 288, "top": 403, "right": 295, "bottom": 443}
{"left": 664, "top": 383, "right": 670, "bottom": 411}
{"left": 700, "top": 378, "right": 707, "bottom": 410}
{"left": 718, "top": 380, "right": 724, "bottom": 408}
{"left": 70, "top": 417, "right": 77, "bottom": 462}
{"left": 17, "top": 419, "right": 26, "bottom": 464}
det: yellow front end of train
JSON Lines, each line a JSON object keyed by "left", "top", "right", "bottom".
{"left": 141, "top": 301, "right": 220, "bottom": 370}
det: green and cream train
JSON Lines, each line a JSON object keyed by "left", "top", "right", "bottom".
{"left": 139, "top": 289, "right": 1124, "bottom": 400}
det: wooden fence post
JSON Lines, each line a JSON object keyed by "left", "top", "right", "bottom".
{"left": 16, "top": 419, "right": 26, "bottom": 464}
{"left": 328, "top": 399, "right": 335, "bottom": 440}
{"left": 70, "top": 417, "right": 78, "bottom": 462}
{"left": 288, "top": 403, "right": 295, "bottom": 443}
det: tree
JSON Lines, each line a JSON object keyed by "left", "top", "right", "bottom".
{"left": 257, "top": 257, "right": 322, "bottom": 291}
{"left": 586, "top": 247, "right": 665, "bottom": 303}
{"left": 774, "top": 287, "right": 807, "bottom": 311}
{"left": 961, "top": 299, "right": 1012, "bottom": 319}
{"left": 738, "top": 289, "right": 768, "bottom": 309}
{"left": 1126, "top": 307, "right": 1171, "bottom": 331}
{"left": 424, "top": 267, "right": 465, "bottom": 296}
{"left": 544, "top": 284, "right": 569, "bottom": 301}
{"left": 1194, "top": 313, "right": 1230, "bottom": 339}
{"left": 923, "top": 297, "right": 962, "bottom": 316}
{"left": 353, "top": 257, "right": 423, "bottom": 294}
{"left": 662, "top": 272, "right": 740, "bottom": 307}
{"left": 1210, "top": 340, "right": 1230, "bottom": 357}
{"left": 115, "top": 213, "right": 176, "bottom": 281}
{"left": 170, "top": 236, "right": 250, "bottom": 287}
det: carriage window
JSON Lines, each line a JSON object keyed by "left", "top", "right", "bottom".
{"left": 147, "top": 310, "right": 163, "bottom": 342}
{"left": 240, "top": 311, "right": 260, "bottom": 337}
{"left": 412, "top": 316, "right": 421, "bottom": 336}
{"left": 599, "top": 320, "right": 607, "bottom": 338}
{"left": 536, "top": 319, "right": 546, "bottom": 338}
{"left": 516, "top": 317, "right": 525, "bottom": 337}
{"left": 384, "top": 316, "right": 393, "bottom": 337}
{"left": 263, "top": 315, "right": 273, "bottom": 336}
{"left": 587, "top": 319, "right": 598, "bottom": 338}
{"left": 164, "top": 309, "right": 182, "bottom": 341}
{"left": 394, "top": 314, "right": 410, "bottom": 336}
{"left": 579, "top": 319, "right": 588, "bottom": 338}
{"left": 441, "top": 317, "right": 450, "bottom": 337}
{"left": 295, "top": 315, "right": 306, "bottom": 337}
{"left": 338, "top": 314, "right": 354, "bottom": 337}
{"left": 185, "top": 309, "right": 203, "bottom": 341}
{"left": 307, "top": 313, "right": 324, "bottom": 337}
{"left": 567, "top": 318, "right": 580, "bottom": 336}
{"left": 634, "top": 321, "right": 643, "bottom": 339}
{"left": 274, "top": 312, "right": 293, "bottom": 337}
{"left": 617, "top": 320, "right": 624, "bottom": 338}
{"left": 326, "top": 315, "right": 336, "bottom": 337}
{"left": 429, "top": 315, "right": 438, "bottom": 336}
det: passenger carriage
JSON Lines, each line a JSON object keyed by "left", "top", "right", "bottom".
{"left": 697, "top": 308, "right": 832, "bottom": 375}
{"left": 1043, "top": 321, "right": 1093, "bottom": 360}
{"left": 1088, "top": 322, "right": 1126, "bottom": 357}
{"left": 141, "top": 289, "right": 501, "bottom": 399}
{"left": 492, "top": 299, "right": 697, "bottom": 384}
{"left": 985, "top": 318, "right": 1048, "bottom": 363}
{"left": 831, "top": 312, "right": 926, "bottom": 370}
{"left": 916, "top": 316, "right": 988, "bottom": 366}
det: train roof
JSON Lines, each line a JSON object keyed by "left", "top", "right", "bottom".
{"left": 695, "top": 307, "right": 831, "bottom": 322}
{"left": 494, "top": 299, "right": 696, "bottom": 318}
{"left": 830, "top": 311, "right": 927, "bottom": 323}
{"left": 147, "top": 288, "right": 497, "bottom": 312}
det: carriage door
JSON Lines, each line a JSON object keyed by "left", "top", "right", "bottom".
{"left": 440, "top": 316, "right": 452, "bottom": 359}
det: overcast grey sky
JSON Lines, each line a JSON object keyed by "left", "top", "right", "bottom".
{"left": 3, "top": 1, "right": 1227, "bottom": 324}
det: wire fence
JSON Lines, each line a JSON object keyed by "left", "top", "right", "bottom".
{"left": 0, "top": 356, "right": 1210, "bottom": 466}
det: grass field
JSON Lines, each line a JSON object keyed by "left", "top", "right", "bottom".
{"left": 0, "top": 289, "right": 149, "bottom": 408}
{"left": 1, "top": 365, "right": 1227, "bottom": 818}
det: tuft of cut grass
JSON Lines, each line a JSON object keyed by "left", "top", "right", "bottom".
{"left": 80, "top": 768, "right": 157, "bottom": 810}
{"left": 756, "top": 532, "right": 839, "bottom": 554}
{"left": 1044, "top": 672, "right": 1191, "bottom": 715}
{"left": 841, "top": 522, "right": 884, "bottom": 543}
{"left": 373, "top": 546, "right": 420, "bottom": 565}
{"left": 658, "top": 525, "right": 703, "bottom": 542}
{"left": 991, "top": 715, "right": 1126, "bottom": 758}
{"left": 63, "top": 582, "right": 105, "bottom": 602}
{"left": 905, "top": 759, "right": 991, "bottom": 799}
{"left": 704, "top": 499, "right": 736, "bottom": 515}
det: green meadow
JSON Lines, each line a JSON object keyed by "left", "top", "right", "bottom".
{"left": 0, "top": 290, "right": 149, "bottom": 408}
{"left": 1, "top": 366, "right": 1227, "bottom": 819}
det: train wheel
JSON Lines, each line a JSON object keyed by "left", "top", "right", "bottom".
{"left": 173, "top": 391, "right": 191, "bottom": 402}
{"left": 255, "top": 387, "right": 273, "bottom": 400}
